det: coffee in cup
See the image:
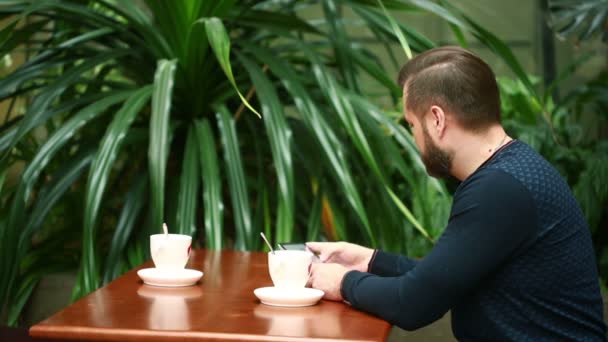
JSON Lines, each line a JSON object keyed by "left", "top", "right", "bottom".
{"left": 150, "top": 234, "right": 192, "bottom": 271}
{"left": 268, "top": 250, "right": 314, "bottom": 288}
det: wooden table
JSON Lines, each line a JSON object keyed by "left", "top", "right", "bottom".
{"left": 30, "top": 250, "right": 391, "bottom": 341}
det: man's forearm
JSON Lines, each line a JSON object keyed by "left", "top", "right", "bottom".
{"left": 368, "top": 250, "right": 418, "bottom": 277}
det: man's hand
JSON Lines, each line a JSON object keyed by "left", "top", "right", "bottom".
{"left": 308, "top": 263, "right": 350, "bottom": 301}
{"left": 306, "top": 241, "right": 374, "bottom": 272}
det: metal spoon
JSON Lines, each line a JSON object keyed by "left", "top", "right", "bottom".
{"left": 259, "top": 232, "right": 275, "bottom": 255}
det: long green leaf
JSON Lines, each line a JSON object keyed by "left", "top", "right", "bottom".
{"left": 1, "top": 50, "right": 128, "bottom": 164}
{"left": 217, "top": 105, "right": 253, "bottom": 250}
{"left": 375, "top": 0, "right": 412, "bottom": 59}
{"left": 323, "top": 0, "right": 359, "bottom": 91}
{"left": 306, "top": 188, "right": 323, "bottom": 242}
{"left": 17, "top": 92, "right": 132, "bottom": 200}
{"left": 244, "top": 44, "right": 375, "bottom": 246}
{"left": 7, "top": 263, "right": 70, "bottom": 327}
{"left": 148, "top": 59, "right": 176, "bottom": 239}
{"left": 99, "top": 0, "right": 172, "bottom": 58}
{"left": 233, "top": 9, "right": 322, "bottom": 35}
{"left": 18, "top": 151, "right": 95, "bottom": 255}
{"left": 0, "top": 92, "right": 132, "bottom": 308}
{"left": 448, "top": 22, "right": 469, "bottom": 48}
{"left": 103, "top": 173, "right": 147, "bottom": 284}
{"left": 203, "top": 17, "right": 261, "bottom": 118}
{"left": 6, "top": 151, "right": 93, "bottom": 325}
{"left": 239, "top": 54, "right": 294, "bottom": 244}
{"left": 77, "top": 86, "right": 152, "bottom": 299}
{"left": 0, "top": 16, "right": 19, "bottom": 52}
{"left": 436, "top": 1, "right": 539, "bottom": 103}
{"left": 195, "top": 119, "right": 223, "bottom": 249}
{"left": 0, "top": 169, "right": 5, "bottom": 197}
{"left": 175, "top": 125, "right": 200, "bottom": 236}
{"left": 386, "top": 186, "right": 432, "bottom": 241}
{"left": 348, "top": 94, "right": 437, "bottom": 239}
{"left": 350, "top": 47, "right": 402, "bottom": 97}
{"left": 301, "top": 45, "right": 384, "bottom": 181}
{"left": 352, "top": 5, "right": 435, "bottom": 53}
{"left": 0, "top": 92, "right": 114, "bottom": 154}
{"left": 0, "top": 27, "right": 117, "bottom": 100}
{"left": 407, "top": 0, "right": 467, "bottom": 27}
{"left": 126, "top": 240, "right": 145, "bottom": 270}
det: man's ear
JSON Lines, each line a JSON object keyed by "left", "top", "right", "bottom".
{"left": 429, "top": 105, "right": 446, "bottom": 137}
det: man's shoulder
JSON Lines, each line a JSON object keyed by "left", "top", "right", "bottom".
{"left": 453, "top": 167, "right": 533, "bottom": 213}
{"left": 487, "top": 141, "right": 571, "bottom": 199}
{"left": 458, "top": 165, "right": 526, "bottom": 196}
{"left": 486, "top": 140, "right": 557, "bottom": 181}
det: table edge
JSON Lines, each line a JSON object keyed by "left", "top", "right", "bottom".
{"left": 30, "top": 324, "right": 390, "bottom": 342}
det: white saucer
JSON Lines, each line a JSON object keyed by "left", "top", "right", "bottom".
{"left": 253, "top": 287, "right": 324, "bottom": 307}
{"left": 137, "top": 268, "right": 203, "bottom": 287}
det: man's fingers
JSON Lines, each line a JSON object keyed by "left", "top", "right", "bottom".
{"left": 306, "top": 242, "right": 335, "bottom": 263}
{"left": 305, "top": 242, "right": 328, "bottom": 253}
{"left": 307, "top": 263, "right": 319, "bottom": 288}
{"left": 306, "top": 242, "right": 331, "bottom": 262}
{"left": 309, "top": 262, "right": 319, "bottom": 274}
{"left": 306, "top": 273, "right": 314, "bottom": 287}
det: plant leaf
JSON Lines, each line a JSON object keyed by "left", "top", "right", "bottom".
{"left": 386, "top": 186, "right": 432, "bottom": 241}
{"left": 103, "top": 173, "right": 147, "bottom": 284}
{"left": 195, "top": 119, "right": 223, "bottom": 250}
{"left": 5, "top": 150, "right": 93, "bottom": 325}
{"left": 238, "top": 54, "right": 295, "bottom": 244}
{"left": 148, "top": 59, "right": 176, "bottom": 240}
{"left": 323, "top": 0, "right": 359, "bottom": 91}
{"left": 244, "top": 44, "right": 375, "bottom": 246}
{"left": 175, "top": 124, "right": 200, "bottom": 236}
{"left": 375, "top": 0, "right": 412, "bottom": 59}
{"left": 301, "top": 44, "right": 385, "bottom": 182}
{"left": 0, "top": 50, "right": 128, "bottom": 165}
{"left": 232, "top": 9, "right": 321, "bottom": 35}
{"left": 216, "top": 105, "right": 253, "bottom": 250}
{"left": 306, "top": 188, "right": 323, "bottom": 242}
{"left": 203, "top": 17, "right": 261, "bottom": 118}
{"left": 77, "top": 85, "right": 152, "bottom": 299}
{"left": 0, "top": 91, "right": 132, "bottom": 308}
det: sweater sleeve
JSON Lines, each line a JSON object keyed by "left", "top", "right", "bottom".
{"left": 341, "top": 170, "right": 536, "bottom": 330}
{"left": 368, "top": 250, "right": 418, "bottom": 276}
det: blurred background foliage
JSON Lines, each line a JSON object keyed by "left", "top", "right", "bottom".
{"left": 0, "top": 0, "right": 606, "bottom": 327}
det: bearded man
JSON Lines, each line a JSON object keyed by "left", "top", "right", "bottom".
{"left": 307, "top": 46, "right": 607, "bottom": 341}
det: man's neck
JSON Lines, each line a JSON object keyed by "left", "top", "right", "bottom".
{"left": 449, "top": 125, "right": 510, "bottom": 181}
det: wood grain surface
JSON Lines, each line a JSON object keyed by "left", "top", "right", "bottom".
{"left": 30, "top": 250, "right": 390, "bottom": 341}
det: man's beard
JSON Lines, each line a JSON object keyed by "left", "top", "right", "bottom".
{"left": 421, "top": 124, "right": 453, "bottom": 179}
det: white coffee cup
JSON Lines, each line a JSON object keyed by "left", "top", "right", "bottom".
{"left": 150, "top": 234, "right": 192, "bottom": 271}
{"left": 268, "top": 250, "right": 314, "bottom": 288}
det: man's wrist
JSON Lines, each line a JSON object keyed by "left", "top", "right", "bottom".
{"left": 339, "top": 270, "right": 357, "bottom": 305}
{"left": 366, "top": 249, "right": 378, "bottom": 272}
{"left": 356, "top": 248, "right": 376, "bottom": 272}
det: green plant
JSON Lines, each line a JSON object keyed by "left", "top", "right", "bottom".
{"left": 548, "top": 0, "right": 608, "bottom": 42}
{"left": 0, "top": 0, "right": 461, "bottom": 326}
{"left": 2, "top": 0, "right": 603, "bottom": 328}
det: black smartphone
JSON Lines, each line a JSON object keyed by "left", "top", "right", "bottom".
{"left": 277, "top": 242, "right": 308, "bottom": 251}
{"left": 277, "top": 242, "right": 320, "bottom": 261}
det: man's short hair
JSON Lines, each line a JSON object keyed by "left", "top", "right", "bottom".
{"left": 397, "top": 46, "right": 501, "bottom": 132}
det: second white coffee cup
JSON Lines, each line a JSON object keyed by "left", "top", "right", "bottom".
{"left": 150, "top": 234, "right": 192, "bottom": 271}
{"left": 268, "top": 250, "right": 314, "bottom": 288}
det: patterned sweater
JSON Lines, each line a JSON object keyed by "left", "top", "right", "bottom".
{"left": 341, "top": 140, "right": 606, "bottom": 341}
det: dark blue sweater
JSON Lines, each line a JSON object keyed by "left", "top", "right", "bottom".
{"left": 341, "top": 140, "right": 606, "bottom": 341}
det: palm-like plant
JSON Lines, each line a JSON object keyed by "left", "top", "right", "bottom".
{"left": 0, "top": 0, "right": 459, "bottom": 325}
{"left": 548, "top": 0, "right": 608, "bottom": 42}
{"left": 0, "top": 0, "right": 577, "bottom": 327}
